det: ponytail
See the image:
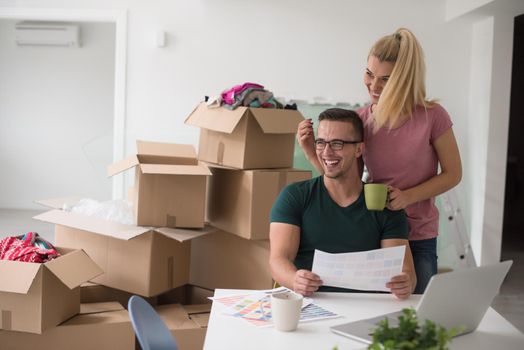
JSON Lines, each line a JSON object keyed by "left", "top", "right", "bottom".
{"left": 369, "top": 28, "right": 436, "bottom": 131}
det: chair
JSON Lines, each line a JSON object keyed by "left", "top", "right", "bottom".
{"left": 128, "top": 295, "right": 178, "bottom": 350}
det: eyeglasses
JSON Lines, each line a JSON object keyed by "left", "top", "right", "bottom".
{"left": 314, "top": 138, "right": 362, "bottom": 151}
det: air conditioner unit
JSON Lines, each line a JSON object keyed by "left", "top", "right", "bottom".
{"left": 15, "top": 21, "right": 81, "bottom": 47}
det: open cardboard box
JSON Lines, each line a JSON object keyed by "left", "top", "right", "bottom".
{"left": 81, "top": 282, "right": 214, "bottom": 309}
{"left": 33, "top": 205, "right": 217, "bottom": 297}
{"left": 185, "top": 102, "right": 304, "bottom": 169}
{"left": 80, "top": 282, "right": 162, "bottom": 308}
{"left": 206, "top": 165, "right": 311, "bottom": 240}
{"left": 0, "top": 247, "right": 102, "bottom": 334}
{"left": 0, "top": 302, "right": 134, "bottom": 350}
{"left": 156, "top": 303, "right": 211, "bottom": 350}
{"left": 108, "top": 140, "right": 212, "bottom": 228}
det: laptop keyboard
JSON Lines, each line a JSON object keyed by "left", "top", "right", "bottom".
{"left": 365, "top": 311, "right": 403, "bottom": 327}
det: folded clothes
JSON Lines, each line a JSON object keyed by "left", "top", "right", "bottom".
{"left": 0, "top": 232, "right": 60, "bottom": 263}
{"left": 221, "top": 82, "right": 264, "bottom": 105}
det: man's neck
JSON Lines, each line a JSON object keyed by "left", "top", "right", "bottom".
{"left": 322, "top": 173, "right": 363, "bottom": 207}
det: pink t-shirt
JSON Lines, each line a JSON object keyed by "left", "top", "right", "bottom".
{"left": 358, "top": 104, "right": 453, "bottom": 241}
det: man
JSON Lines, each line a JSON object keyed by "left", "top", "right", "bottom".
{"left": 269, "top": 108, "right": 416, "bottom": 299}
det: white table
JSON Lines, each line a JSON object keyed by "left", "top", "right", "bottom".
{"left": 204, "top": 289, "right": 524, "bottom": 350}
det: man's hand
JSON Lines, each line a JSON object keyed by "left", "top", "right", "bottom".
{"left": 386, "top": 272, "right": 413, "bottom": 299}
{"left": 293, "top": 269, "right": 322, "bottom": 296}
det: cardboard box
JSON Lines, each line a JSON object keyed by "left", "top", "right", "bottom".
{"left": 80, "top": 281, "right": 211, "bottom": 310}
{"left": 185, "top": 103, "right": 304, "bottom": 169}
{"left": 190, "top": 230, "right": 272, "bottom": 290}
{"left": 156, "top": 284, "right": 213, "bottom": 306}
{"left": 207, "top": 166, "right": 311, "bottom": 239}
{"left": 156, "top": 303, "right": 210, "bottom": 350}
{"left": 0, "top": 302, "right": 134, "bottom": 350}
{"left": 80, "top": 282, "right": 162, "bottom": 308}
{"left": 34, "top": 209, "right": 217, "bottom": 297}
{"left": 186, "top": 285, "right": 213, "bottom": 305}
{"left": 0, "top": 247, "right": 102, "bottom": 334}
{"left": 108, "top": 140, "right": 212, "bottom": 228}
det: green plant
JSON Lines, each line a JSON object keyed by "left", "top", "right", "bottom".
{"left": 368, "top": 308, "right": 459, "bottom": 350}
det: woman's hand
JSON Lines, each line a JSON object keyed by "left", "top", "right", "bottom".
{"left": 297, "top": 119, "right": 316, "bottom": 160}
{"left": 387, "top": 186, "right": 414, "bottom": 210}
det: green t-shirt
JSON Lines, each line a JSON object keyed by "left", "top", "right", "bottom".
{"left": 270, "top": 176, "right": 408, "bottom": 291}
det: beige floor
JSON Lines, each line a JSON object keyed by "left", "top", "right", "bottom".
{"left": 1, "top": 208, "right": 523, "bottom": 333}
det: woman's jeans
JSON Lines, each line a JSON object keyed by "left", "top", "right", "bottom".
{"left": 410, "top": 237, "right": 438, "bottom": 294}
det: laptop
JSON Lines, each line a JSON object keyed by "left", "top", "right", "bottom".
{"left": 330, "top": 260, "right": 513, "bottom": 344}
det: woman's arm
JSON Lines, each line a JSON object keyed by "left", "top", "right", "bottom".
{"left": 297, "top": 119, "right": 323, "bottom": 174}
{"left": 388, "top": 128, "right": 462, "bottom": 210}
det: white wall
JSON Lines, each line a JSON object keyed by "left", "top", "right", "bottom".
{"left": 1, "top": 0, "right": 523, "bottom": 265}
{"left": 449, "top": 0, "right": 524, "bottom": 264}
{"left": 480, "top": 10, "right": 517, "bottom": 264}
{"left": 468, "top": 17, "right": 494, "bottom": 264}
{"left": 89, "top": 0, "right": 473, "bottom": 199}
{"left": 0, "top": 20, "right": 115, "bottom": 209}
{"left": 446, "top": 0, "right": 495, "bottom": 20}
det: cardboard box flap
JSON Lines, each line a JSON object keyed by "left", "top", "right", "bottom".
{"left": 137, "top": 140, "right": 197, "bottom": 159}
{"left": 250, "top": 108, "right": 304, "bottom": 134}
{"left": 184, "top": 103, "right": 245, "bottom": 134}
{"left": 107, "top": 155, "right": 140, "bottom": 176}
{"left": 81, "top": 281, "right": 98, "bottom": 288}
{"left": 190, "top": 313, "right": 210, "bottom": 328}
{"left": 80, "top": 301, "right": 124, "bottom": 315}
{"left": 33, "top": 210, "right": 151, "bottom": 240}
{"left": 205, "top": 163, "right": 304, "bottom": 173}
{"left": 65, "top": 306, "right": 130, "bottom": 327}
{"left": 157, "top": 304, "right": 199, "bottom": 330}
{"left": 155, "top": 225, "right": 218, "bottom": 242}
{"left": 183, "top": 304, "right": 212, "bottom": 315}
{"left": 0, "top": 260, "right": 42, "bottom": 294}
{"left": 34, "top": 196, "right": 83, "bottom": 209}
{"left": 45, "top": 249, "right": 103, "bottom": 289}
{"left": 139, "top": 164, "right": 212, "bottom": 176}
{"left": 183, "top": 304, "right": 210, "bottom": 328}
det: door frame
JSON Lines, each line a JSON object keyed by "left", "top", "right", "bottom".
{"left": 0, "top": 7, "right": 127, "bottom": 199}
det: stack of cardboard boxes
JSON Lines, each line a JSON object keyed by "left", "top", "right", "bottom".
{"left": 0, "top": 140, "right": 215, "bottom": 349}
{"left": 185, "top": 102, "right": 311, "bottom": 290}
{"left": 0, "top": 247, "right": 137, "bottom": 349}
{"left": 0, "top": 101, "right": 310, "bottom": 349}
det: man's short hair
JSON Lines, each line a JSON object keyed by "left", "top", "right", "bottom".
{"left": 318, "top": 108, "right": 364, "bottom": 141}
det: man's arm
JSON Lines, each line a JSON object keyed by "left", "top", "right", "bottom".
{"left": 381, "top": 239, "right": 417, "bottom": 299}
{"left": 269, "top": 222, "right": 322, "bottom": 296}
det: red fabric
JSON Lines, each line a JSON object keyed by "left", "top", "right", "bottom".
{"left": 0, "top": 233, "right": 59, "bottom": 263}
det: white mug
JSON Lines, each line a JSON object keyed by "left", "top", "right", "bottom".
{"left": 271, "top": 291, "right": 303, "bottom": 331}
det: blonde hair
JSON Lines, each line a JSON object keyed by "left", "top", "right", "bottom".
{"left": 369, "top": 28, "right": 436, "bottom": 130}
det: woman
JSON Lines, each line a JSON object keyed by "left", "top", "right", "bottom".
{"left": 297, "top": 28, "right": 462, "bottom": 294}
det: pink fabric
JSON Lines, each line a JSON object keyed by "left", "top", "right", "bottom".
{"left": 0, "top": 232, "right": 59, "bottom": 263}
{"left": 221, "top": 82, "right": 264, "bottom": 105}
{"left": 358, "top": 104, "right": 453, "bottom": 241}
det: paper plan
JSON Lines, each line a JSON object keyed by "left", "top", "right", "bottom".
{"left": 311, "top": 245, "right": 405, "bottom": 292}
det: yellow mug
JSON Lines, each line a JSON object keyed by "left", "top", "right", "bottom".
{"left": 364, "top": 183, "right": 388, "bottom": 211}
